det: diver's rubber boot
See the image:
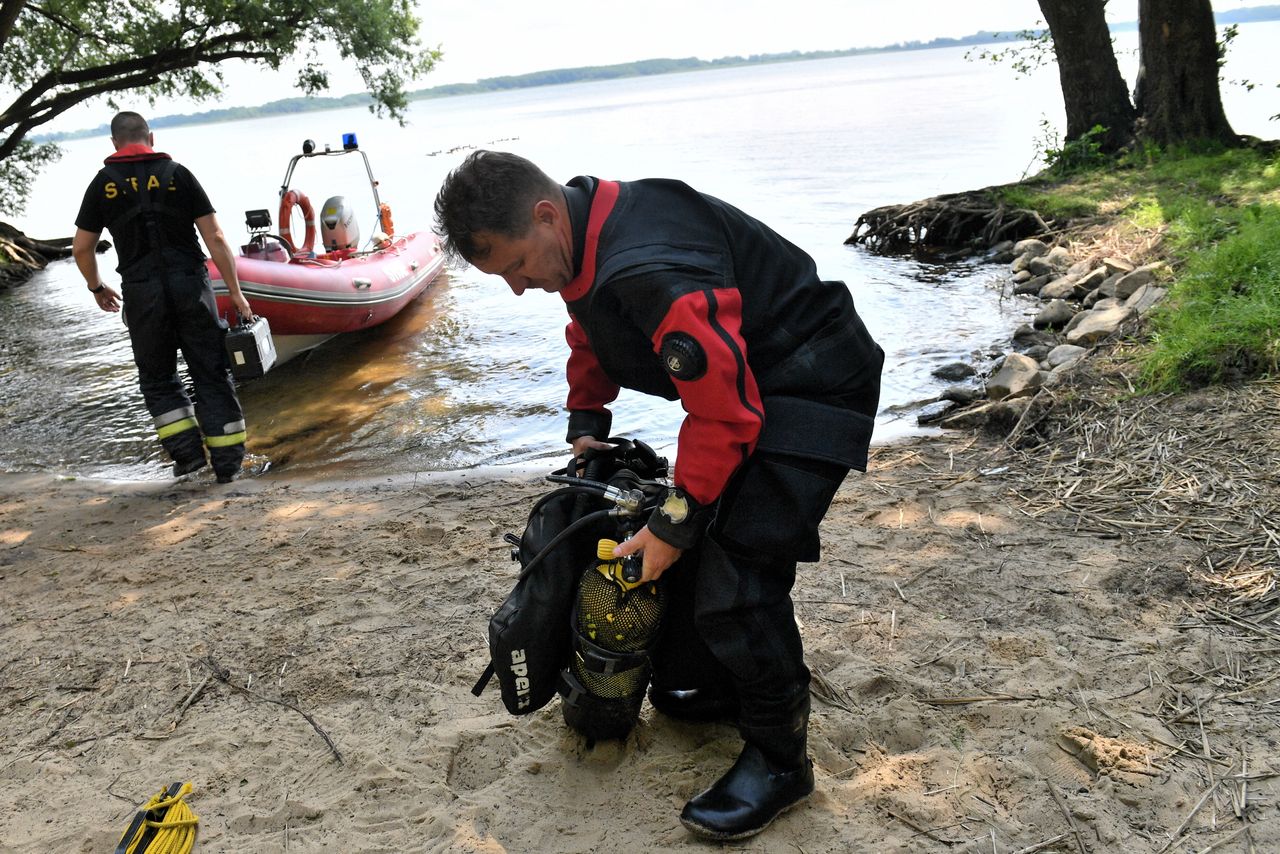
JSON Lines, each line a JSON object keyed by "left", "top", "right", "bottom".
{"left": 679, "top": 745, "right": 813, "bottom": 840}
{"left": 680, "top": 692, "right": 812, "bottom": 840}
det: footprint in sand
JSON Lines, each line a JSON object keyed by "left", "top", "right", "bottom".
{"left": 1056, "top": 725, "right": 1160, "bottom": 786}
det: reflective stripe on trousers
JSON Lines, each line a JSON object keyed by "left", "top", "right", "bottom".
{"left": 153, "top": 405, "right": 199, "bottom": 439}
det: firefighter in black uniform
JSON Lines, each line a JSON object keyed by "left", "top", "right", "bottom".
{"left": 72, "top": 112, "right": 254, "bottom": 483}
{"left": 434, "top": 150, "right": 883, "bottom": 841}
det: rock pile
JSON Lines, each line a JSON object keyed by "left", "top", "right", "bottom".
{"left": 922, "top": 237, "right": 1169, "bottom": 431}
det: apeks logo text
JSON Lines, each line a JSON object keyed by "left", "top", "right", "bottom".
{"left": 509, "top": 649, "right": 531, "bottom": 709}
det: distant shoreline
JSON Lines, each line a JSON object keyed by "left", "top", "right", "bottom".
{"left": 34, "top": 7, "right": 1280, "bottom": 143}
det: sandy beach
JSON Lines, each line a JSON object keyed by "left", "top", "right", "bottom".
{"left": 2, "top": 362, "right": 1277, "bottom": 852}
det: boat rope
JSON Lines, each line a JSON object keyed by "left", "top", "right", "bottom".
{"left": 352, "top": 240, "right": 407, "bottom": 258}
{"left": 292, "top": 256, "right": 346, "bottom": 268}
{"left": 289, "top": 236, "right": 413, "bottom": 266}
{"left": 115, "top": 781, "right": 198, "bottom": 854}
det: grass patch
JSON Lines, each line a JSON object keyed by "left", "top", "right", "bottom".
{"left": 991, "top": 142, "right": 1279, "bottom": 222}
{"left": 1126, "top": 145, "right": 1280, "bottom": 200}
{"left": 1141, "top": 204, "right": 1280, "bottom": 390}
{"left": 992, "top": 184, "right": 1100, "bottom": 220}
{"left": 1010, "top": 143, "right": 1280, "bottom": 390}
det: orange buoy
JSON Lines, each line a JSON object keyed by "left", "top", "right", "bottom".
{"left": 379, "top": 202, "right": 395, "bottom": 237}
{"left": 278, "top": 190, "right": 317, "bottom": 254}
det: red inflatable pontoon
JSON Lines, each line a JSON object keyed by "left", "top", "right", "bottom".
{"left": 210, "top": 231, "right": 444, "bottom": 334}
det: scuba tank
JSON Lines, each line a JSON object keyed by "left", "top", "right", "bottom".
{"left": 474, "top": 439, "right": 671, "bottom": 742}
{"left": 560, "top": 539, "right": 668, "bottom": 742}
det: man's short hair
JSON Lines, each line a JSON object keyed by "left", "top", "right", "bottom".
{"left": 433, "top": 150, "right": 560, "bottom": 264}
{"left": 110, "top": 112, "right": 150, "bottom": 143}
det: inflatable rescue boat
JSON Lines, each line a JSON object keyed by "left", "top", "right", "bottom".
{"left": 209, "top": 133, "right": 445, "bottom": 363}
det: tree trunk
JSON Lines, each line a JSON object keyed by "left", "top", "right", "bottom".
{"left": 1134, "top": 0, "right": 1237, "bottom": 145}
{"left": 1037, "top": 0, "right": 1136, "bottom": 152}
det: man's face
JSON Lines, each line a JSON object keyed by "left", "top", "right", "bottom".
{"left": 471, "top": 202, "right": 573, "bottom": 296}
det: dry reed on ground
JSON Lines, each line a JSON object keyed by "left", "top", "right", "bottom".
{"left": 999, "top": 356, "right": 1279, "bottom": 607}
{"left": 984, "top": 357, "right": 1279, "bottom": 848}
{"left": 1056, "top": 219, "right": 1171, "bottom": 271}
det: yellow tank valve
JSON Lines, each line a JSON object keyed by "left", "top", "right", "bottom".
{"left": 595, "top": 538, "right": 645, "bottom": 591}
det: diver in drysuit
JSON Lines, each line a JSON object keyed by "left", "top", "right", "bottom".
{"left": 434, "top": 150, "right": 883, "bottom": 841}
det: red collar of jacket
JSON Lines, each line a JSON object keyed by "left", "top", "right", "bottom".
{"left": 560, "top": 179, "right": 620, "bottom": 303}
{"left": 105, "top": 143, "right": 172, "bottom": 164}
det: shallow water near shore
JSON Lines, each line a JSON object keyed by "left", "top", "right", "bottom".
{"left": 5, "top": 26, "right": 1277, "bottom": 481}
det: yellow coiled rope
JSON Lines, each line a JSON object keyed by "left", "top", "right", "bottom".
{"left": 115, "top": 781, "right": 199, "bottom": 854}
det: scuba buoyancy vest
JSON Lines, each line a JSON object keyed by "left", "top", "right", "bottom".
{"left": 472, "top": 439, "right": 671, "bottom": 740}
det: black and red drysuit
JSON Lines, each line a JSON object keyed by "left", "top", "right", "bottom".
{"left": 556, "top": 175, "right": 884, "bottom": 760}
{"left": 75, "top": 144, "right": 245, "bottom": 477}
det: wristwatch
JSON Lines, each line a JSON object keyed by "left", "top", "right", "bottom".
{"left": 89, "top": 283, "right": 105, "bottom": 293}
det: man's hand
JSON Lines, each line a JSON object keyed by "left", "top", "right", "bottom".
{"left": 196, "top": 213, "right": 254, "bottom": 324}
{"left": 571, "top": 435, "right": 614, "bottom": 458}
{"left": 612, "top": 525, "right": 683, "bottom": 583}
{"left": 570, "top": 435, "right": 615, "bottom": 475}
{"left": 230, "top": 293, "right": 255, "bottom": 323}
{"left": 92, "top": 284, "right": 122, "bottom": 313}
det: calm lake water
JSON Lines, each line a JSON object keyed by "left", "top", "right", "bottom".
{"left": 4, "top": 27, "right": 1278, "bottom": 481}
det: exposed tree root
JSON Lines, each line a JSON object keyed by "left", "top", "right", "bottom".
{"left": 846, "top": 188, "right": 1056, "bottom": 255}
{"left": 0, "top": 222, "right": 105, "bottom": 289}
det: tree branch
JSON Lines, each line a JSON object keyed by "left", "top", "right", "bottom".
{"left": 0, "top": 0, "right": 429, "bottom": 212}
{"left": 0, "top": 0, "right": 25, "bottom": 54}
{"left": 26, "top": 2, "right": 104, "bottom": 42}
{"left": 1, "top": 19, "right": 281, "bottom": 126}
{"left": 0, "top": 27, "right": 276, "bottom": 130}
{"left": 0, "top": 47, "right": 272, "bottom": 161}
